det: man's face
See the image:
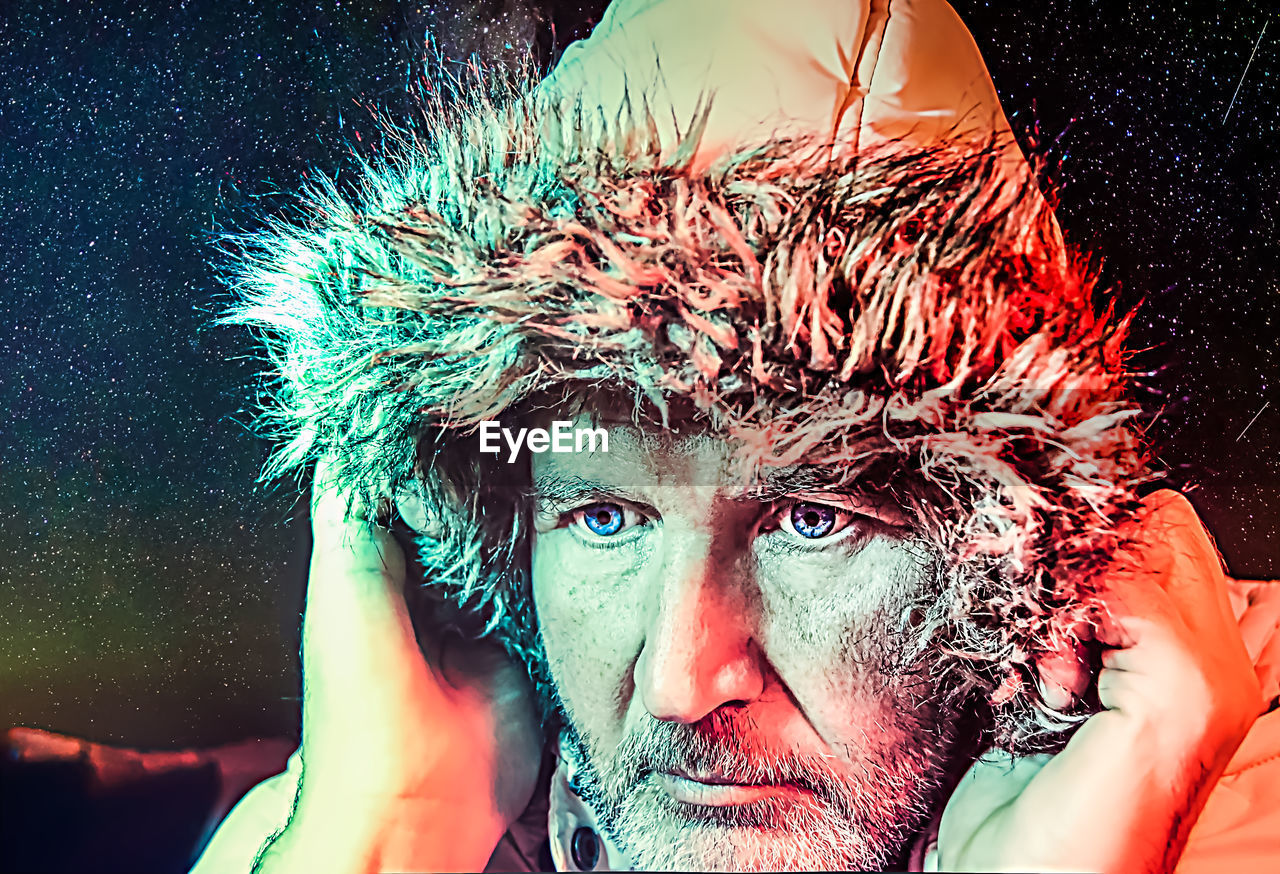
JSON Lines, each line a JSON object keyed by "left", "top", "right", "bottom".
{"left": 529, "top": 413, "right": 960, "bottom": 871}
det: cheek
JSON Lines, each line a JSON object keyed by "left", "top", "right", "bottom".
{"left": 757, "top": 537, "right": 931, "bottom": 749}
{"left": 531, "top": 535, "right": 646, "bottom": 741}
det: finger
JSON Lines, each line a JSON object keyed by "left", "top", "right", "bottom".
{"left": 1146, "top": 491, "right": 1238, "bottom": 640}
{"left": 1089, "top": 591, "right": 1146, "bottom": 650}
{"left": 1100, "top": 645, "right": 1131, "bottom": 673}
{"left": 1098, "top": 640, "right": 1159, "bottom": 674}
{"left": 1089, "top": 514, "right": 1185, "bottom": 650}
{"left": 1096, "top": 664, "right": 1144, "bottom": 714}
{"left": 302, "top": 463, "right": 418, "bottom": 718}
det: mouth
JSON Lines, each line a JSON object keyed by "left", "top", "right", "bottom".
{"left": 656, "top": 768, "right": 812, "bottom": 807}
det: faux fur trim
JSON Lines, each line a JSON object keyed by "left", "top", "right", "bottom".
{"left": 220, "top": 66, "right": 1155, "bottom": 753}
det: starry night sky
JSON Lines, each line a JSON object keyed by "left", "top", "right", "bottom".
{"left": 2, "top": 0, "right": 1277, "bottom": 750}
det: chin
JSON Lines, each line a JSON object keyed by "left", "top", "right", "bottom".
{"left": 600, "top": 776, "right": 914, "bottom": 872}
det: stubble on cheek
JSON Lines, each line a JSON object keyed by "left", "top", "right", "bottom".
{"left": 739, "top": 536, "right": 957, "bottom": 859}
{"left": 531, "top": 539, "right": 643, "bottom": 742}
{"left": 757, "top": 535, "right": 942, "bottom": 745}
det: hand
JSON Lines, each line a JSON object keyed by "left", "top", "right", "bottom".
{"left": 254, "top": 457, "right": 544, "bottom": 874}
{"left": 938, "top": 490, "right": 1266, "bottom": 873}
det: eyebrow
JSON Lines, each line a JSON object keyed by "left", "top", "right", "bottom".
{"left": 530, "top": 473, "right": 653, "bottom": 508}
{"left": 742, "top": 465, "right": 847, "bottom": 502}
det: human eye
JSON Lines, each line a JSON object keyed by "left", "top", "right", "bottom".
{"left": 757, "top": 492, "right": 910, "bottom": 550}
{"left": 773, "top": 500, "right": 854, "bottom": 541}
{"left": 567, "top": 501, "right": 648, "bottom": 544}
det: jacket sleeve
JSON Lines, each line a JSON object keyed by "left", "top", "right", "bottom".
{"left": 1175, "top": 578, "right": 1280, "bottom": 873}
{"left": 188, "top": 750, "right": 301, "bottom": 874}
{"left": 1175, "top": 708, "right": 1280, "bottom": 872}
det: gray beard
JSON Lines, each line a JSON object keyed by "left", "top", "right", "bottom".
{"left": 552, "top": 698, "right": 959, "bottom": 872}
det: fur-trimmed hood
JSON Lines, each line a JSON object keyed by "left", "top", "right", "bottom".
{"left": 220, "top": 0, "right": 1154, "bottom": 753}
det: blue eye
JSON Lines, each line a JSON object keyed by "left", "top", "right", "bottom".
{"left": 790, "top": 502, "right": 836, "bottom": 538}
{"left": 580, "top": 503, "right": 625, "bottom": 536}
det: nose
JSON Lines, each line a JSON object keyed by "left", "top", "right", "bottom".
{"left": 634, "top": 527, "right": 766, "bottom": 724}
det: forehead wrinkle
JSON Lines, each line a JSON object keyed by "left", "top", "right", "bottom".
{"left": 533, "top": 418, "right": 744, "bottom": 493}
{"left": 531, "top": 425, "right": 647, "bottom": 480}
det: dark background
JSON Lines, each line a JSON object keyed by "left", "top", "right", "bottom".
{"left": 2, "top": 0, "right": 1276, "bottom": 753}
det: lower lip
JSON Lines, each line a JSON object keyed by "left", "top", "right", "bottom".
{"left": 657, "top": 772, "right": 805, "bottom": 806}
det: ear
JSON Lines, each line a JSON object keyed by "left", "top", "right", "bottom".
{"left": 395, "top": 479, "right": 437, "bottom": 537}
{"left": 1035, "top": 630, "right": 1090, "bottom": 712}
